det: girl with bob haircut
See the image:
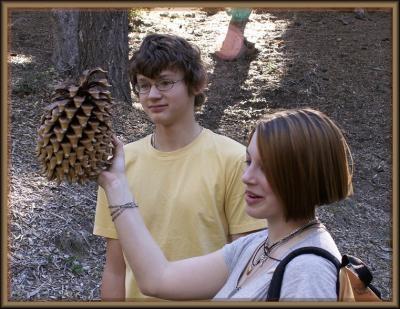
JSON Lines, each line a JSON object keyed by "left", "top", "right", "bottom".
{"left": 97, "top": 108, "right": 353, "bottom": 301}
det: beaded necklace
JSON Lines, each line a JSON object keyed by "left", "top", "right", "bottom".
{"left": 227, "top": 218, "right": 320, "bottom": 298}
{"left": 246, "top": 218, "right": 320, "bottom": 275}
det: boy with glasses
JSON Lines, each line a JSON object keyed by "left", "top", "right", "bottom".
{"left": 93, "top": 33, "right": 266, "bottom": 300}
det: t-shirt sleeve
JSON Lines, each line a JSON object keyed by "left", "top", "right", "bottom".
{"left": 279, "top": 254, "right": 338, "bottom": 301}
{"left": 93, "top": 186, "right": 118, "bottom": 239}
{"left": 221, "top": 233, "right": 254, "bottom": 273}
{"left": 224, "top": 152, "right": 267, "bottom": 235}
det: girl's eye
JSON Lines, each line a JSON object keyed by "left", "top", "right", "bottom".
{"left": 244, "top": 160, "right": 251, "bottom": 166}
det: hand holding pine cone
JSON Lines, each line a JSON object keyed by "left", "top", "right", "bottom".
{"left": 36, "top": 68, "right": 115, "bottom": 185}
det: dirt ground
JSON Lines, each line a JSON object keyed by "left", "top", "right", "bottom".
{"left": 7, "top": 8, "right": 393, "bottom": 301}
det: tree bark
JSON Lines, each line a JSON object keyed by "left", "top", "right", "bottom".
{"left": 78, "top": 10, "right": 131, "bottom": 103}
{"left": 51, "top": 10, "right": 79, "bottom": 76}
{"left": 51, "top": 9, "right": 131, "bottom": 104}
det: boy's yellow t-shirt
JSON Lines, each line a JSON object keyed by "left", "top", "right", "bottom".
{"left": 93, "top": 128, "right": 266, "bottom": 299}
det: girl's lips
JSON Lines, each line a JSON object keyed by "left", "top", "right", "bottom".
{"left": 245, "top": 191, "right": 264, "bottom": 206}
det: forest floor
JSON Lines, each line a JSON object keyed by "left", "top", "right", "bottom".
{"left": 8, "top": 7, "right": 393, "bottom": 301}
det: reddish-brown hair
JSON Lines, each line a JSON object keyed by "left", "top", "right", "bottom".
{"left": 250, "top": 108, "right": 353, "bottom": 221}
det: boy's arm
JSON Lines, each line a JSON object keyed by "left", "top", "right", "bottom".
{"left": 100, "top": 238, "right": 126, "bottom": 301}
{"left": 94, "top": 186, "right": 126, "bottom": 299}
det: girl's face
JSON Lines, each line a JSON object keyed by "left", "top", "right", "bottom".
{"left": 242, "top": 130, "right": 282, "bottom": 220}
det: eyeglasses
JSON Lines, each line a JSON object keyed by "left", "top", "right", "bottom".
{"left": 134, "top": 79, "right": 184, "bottom": 94}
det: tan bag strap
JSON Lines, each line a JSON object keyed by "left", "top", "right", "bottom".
{"left": 339, "top": 268, "right": 355, "bottom": 301}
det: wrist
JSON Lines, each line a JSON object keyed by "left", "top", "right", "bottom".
{"left": 103, "top": 178, "right": 133, "bottom": 205}
{"left": 103, "top": 176, "right": 129, "bottom": 192}
{"left": 109, "top": 201, "right": 139, "bottom": 222}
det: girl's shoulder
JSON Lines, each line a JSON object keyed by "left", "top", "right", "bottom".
{"left": 222, "top": 229, "right": 267, "bottom": 268}
{"left": 294, "top": 224, "right": 341, "bottom": 258}
{"left": 235, "top": 229, "right": 267, "bottom": 247}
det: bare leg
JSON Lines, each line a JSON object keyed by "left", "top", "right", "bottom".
{"left": 215, "top": 8, "right": 256, "bottom": 61}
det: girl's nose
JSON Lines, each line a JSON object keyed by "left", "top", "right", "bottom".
{"left": 242, "top": 165, "right": 254, "bottom": 185}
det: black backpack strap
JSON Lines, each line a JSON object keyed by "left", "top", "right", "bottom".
{"left": 266, "top": 246, "right": 341, "bottom": 301}
{"left": 341, "top": 255, "right": 372, "bottom": 285}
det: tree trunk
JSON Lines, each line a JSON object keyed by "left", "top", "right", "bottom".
{"left": 78, "top": 10, "right": 131, "bottom": 103}
{"left": 51, "top": 10, "right": 79, "bottom": 76}
{"left": 51, "top": 10, "right": 131, "bottom": 104}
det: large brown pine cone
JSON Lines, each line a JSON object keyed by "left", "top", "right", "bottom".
{"left": 36, "top": 68, "right": 114, "bottom": 184}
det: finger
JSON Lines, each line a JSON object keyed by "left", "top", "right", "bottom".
{"left": 109, "top": 135, "right": 123, "bottom": 156}
{"left": 111, "top": 134, "right": 124, "bottom": 149}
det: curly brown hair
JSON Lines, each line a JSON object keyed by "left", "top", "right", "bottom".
{"left": 128, "top": 34, "right": 208, "bottom": 110}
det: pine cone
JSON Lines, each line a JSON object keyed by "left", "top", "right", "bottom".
{"left": 36, "top": 68, "right": 114, "bottom": 185}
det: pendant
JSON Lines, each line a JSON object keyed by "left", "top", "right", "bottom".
{"left": 246, "top": 264, "right": 253, "bottom": 275}
{"left": 260, "top": 254, "right": 268, "bottom": 266}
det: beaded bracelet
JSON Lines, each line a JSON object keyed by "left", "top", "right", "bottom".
{"left": 109, "top": 201, "right": 138, "bottom": 222}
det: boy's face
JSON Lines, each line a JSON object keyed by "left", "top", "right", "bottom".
{"left": 136, "top": 69, "right": 196, "bottom": 126}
